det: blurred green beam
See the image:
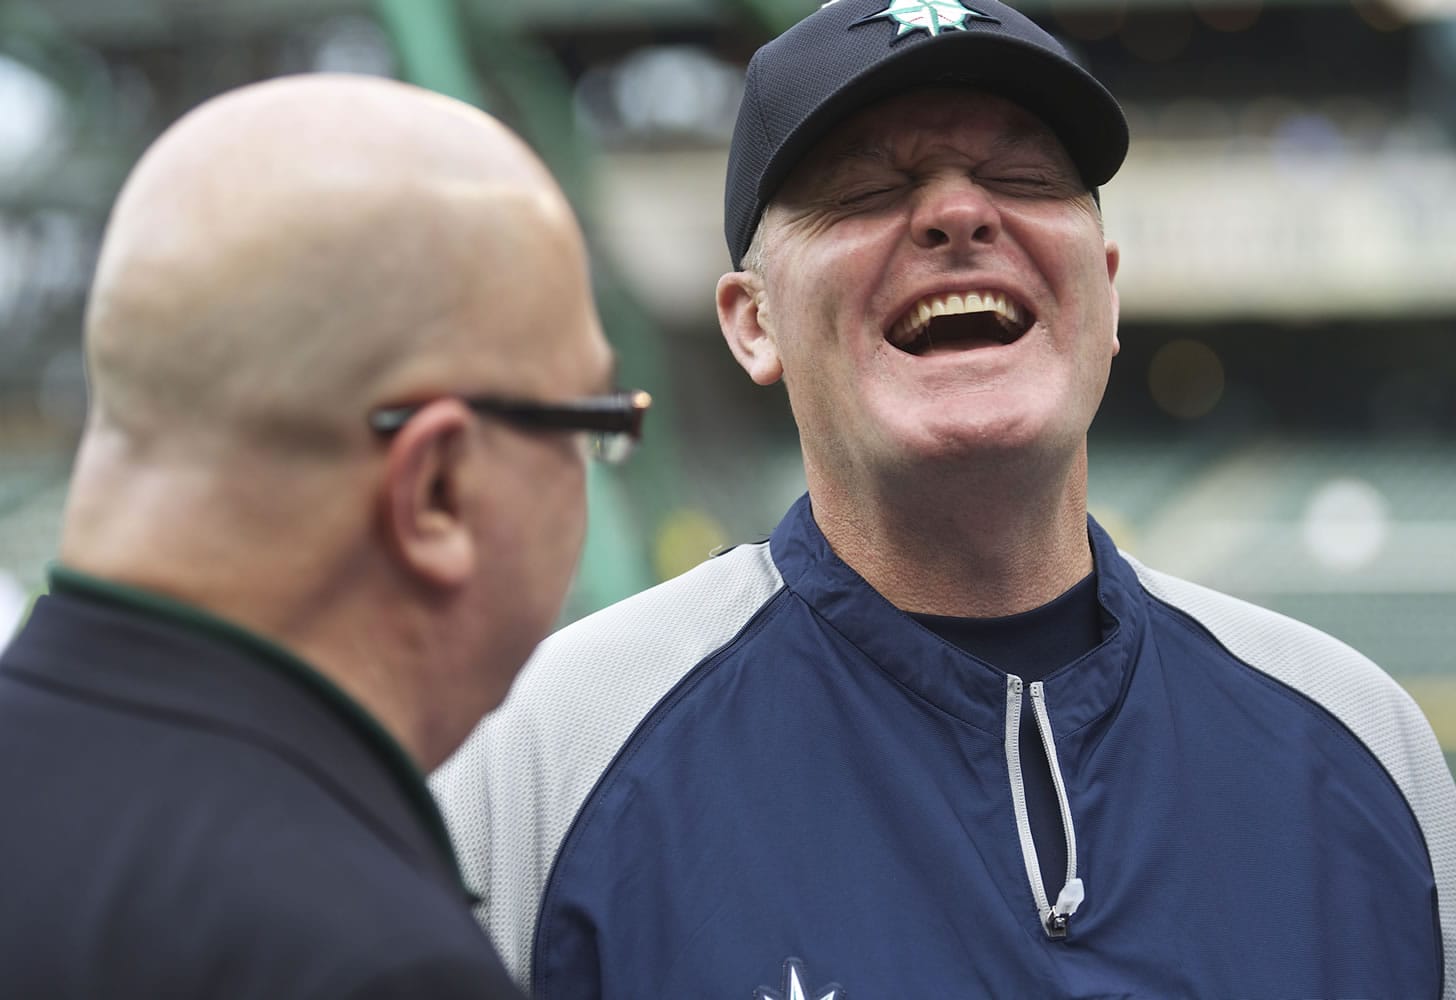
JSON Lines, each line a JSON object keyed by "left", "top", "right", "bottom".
{"left": 571, "top": 463, "right": 647, "bottom": 619}
{"left": 371, "top": 0, "right": 486, "bottom": 109}
{"left": 733, "top": 0, "right": 801, "bottom": 35}
{"left": 374, "top": 0, "right": 664, "bottom": 611}
{"left": 462, "top": 1, "right": 683, "bottom": 601}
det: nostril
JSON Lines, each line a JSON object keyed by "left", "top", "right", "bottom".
{"left": 920, "top": 222, "right": 995, "bottom": 249}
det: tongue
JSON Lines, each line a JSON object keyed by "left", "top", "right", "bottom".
{"left": 922, "top": 335, "right": 1002, "bottom": 356}
{"left": 920, "top": 312, "right": 1010, "bottom": 354}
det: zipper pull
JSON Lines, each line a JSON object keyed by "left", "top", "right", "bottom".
{"left": 1046, "top": 877, "right": 1085, "bottom": 935}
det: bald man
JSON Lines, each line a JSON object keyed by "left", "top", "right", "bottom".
{"left": 0, "top": 74, "right": 646, "bottom": 997}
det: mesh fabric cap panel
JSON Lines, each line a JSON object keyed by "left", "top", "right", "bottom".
{"left": 430, "top": 541, "right": 784, "bottom": 989}
{"left": 1129, "top": 554, "right": 1456, "bottom": 999}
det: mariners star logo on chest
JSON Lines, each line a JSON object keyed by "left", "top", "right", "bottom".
{"left": 855, "top": 0, "right": 999, "bottom": 37}
{"left": 755, "top": 958, "right": 843, "bottom": 1000}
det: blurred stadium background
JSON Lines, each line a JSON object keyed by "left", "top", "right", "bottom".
{"left": 1, "top": 0, "right": 1452, "bottom": 764}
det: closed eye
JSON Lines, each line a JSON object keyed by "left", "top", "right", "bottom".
{"left": 980, "top": 172, "right": 1082, "bottom": 198}
{"left": 836, "top": 185, "right": 901, "bottom": 207}
{"left": 985, "top": 175, "right": 1053, "bottom": 189}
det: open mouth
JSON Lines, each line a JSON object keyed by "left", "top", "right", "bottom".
{"left": 886, "top": 290, "right": 1033, "bottom": 356}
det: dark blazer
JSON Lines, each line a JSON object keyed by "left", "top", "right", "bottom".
{"left": 0, "top": 571, "right": 522, "bottom": 999}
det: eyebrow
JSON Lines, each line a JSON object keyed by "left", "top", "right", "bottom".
{"left": 820, "top": 143, "right": 894, "bottom": 178}
{"left": 822, "top": 120, "right": 1069, "bottom": 175}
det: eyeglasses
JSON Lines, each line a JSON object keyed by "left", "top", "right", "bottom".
{"left": 369, "top": 389, "right": 652, "bottom": 465}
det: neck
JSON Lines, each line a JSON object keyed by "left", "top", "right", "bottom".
{"left": 59, "top": 442, "right": 455, "bottom": 771}
{"left": 806, "top": 447, "right": 1094, "bottom": 618}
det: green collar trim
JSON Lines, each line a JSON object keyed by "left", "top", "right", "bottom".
{"left": 46, "top": 564, "right": 468, "bottom": 892}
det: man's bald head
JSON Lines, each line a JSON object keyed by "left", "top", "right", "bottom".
{"left": 64, "top": 74, "right": 616, "bottom": 768}
{"left": 84, "top": 73, "right": 581, "bottom": 458}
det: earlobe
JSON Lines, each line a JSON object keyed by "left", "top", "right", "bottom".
{"left": 716, "top": 271, "right": 784, "bottom": 386}
{"left": 380, "top": 401, "right": 476, "bottom": 589}
{"left": 1105, "top": 239, "right": 1122, "bottom": 356}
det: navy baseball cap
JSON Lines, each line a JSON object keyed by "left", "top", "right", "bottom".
{"left": 724, "top": 0, "right": 1129, "bottom": 268}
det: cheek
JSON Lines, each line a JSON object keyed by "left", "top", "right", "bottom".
{"left": 499, "top": 447, "right": 587, "bottom": 574}
{"left": 539, "top": 453, "right": 586, "bottom": 542}
{"left": 769, "top": 265, "right": 868, "bottom": 367}
{"left": 562, "top": 470, "right": 589, "bottom": 559}
{"left": 559, "top": 464, "right": 592, "bottom": 582}
{"left": 764, "top": 228, "right": 898, "bottom": 408}
{"left": 1054, "top": 247, "right": 1118, "bottom": 349}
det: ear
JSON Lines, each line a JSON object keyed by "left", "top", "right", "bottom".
{"left": 379, "top": 400, "right": 477, "bottom": 589}
{"left": 1104, "top": 239, "right": 1122, "bottom": 358}
{"left": 716, "top": 270, "right": 783, "bottom": 386}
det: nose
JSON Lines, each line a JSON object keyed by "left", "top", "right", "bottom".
{"left": 910, "top": 173, "right": 1001, "bottom": 253}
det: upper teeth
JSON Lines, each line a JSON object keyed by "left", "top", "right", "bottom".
{"left": 888, "top": 291, "right": 1026, "bottom": 346}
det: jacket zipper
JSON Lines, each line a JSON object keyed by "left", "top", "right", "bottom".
{"left": 1005, "top": 675, "right": 1085, "bottom": 939}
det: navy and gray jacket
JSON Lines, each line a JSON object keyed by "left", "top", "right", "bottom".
{"left": 436, "top": 493, "right": 1456, "bottom": 999}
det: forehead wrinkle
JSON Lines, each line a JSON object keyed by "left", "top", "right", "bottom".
{"left": 831, "top": 142, "right": 895, "bottom": 168}
{"left": 985, "top": 117, "right": 1070, "bottom": 163}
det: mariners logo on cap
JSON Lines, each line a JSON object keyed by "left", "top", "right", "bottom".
{"left": 854, "top": 0, "right": 998, "bottom": 38}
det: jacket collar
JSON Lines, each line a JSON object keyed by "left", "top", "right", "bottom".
{"left": 7, "top": 566, "right": 471, "bottom": 897}
{"left": 769, "top": 494, "right": 1145, "bottom": 736}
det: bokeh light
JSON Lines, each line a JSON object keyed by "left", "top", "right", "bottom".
{"left": 575, "top": 46, "right": 742, "bottom": 146}
{"left": 1120, "top": 9, "right": 1195, "bottom": 62}
{"left": 653, "top": 507, "right": 728, "bottom": 582}
{"left": 308, "top": 16, "right": 396, "bottom": 77}
{"left": 1053, "top": 0, "right": 1127, "bottom": 42}
{"left": 1351, "top": 0, "right": 1406, "bottom": 31}
{"left": 1301, "top": 477, "right": 1391, "bottom": 571}
{"left": 1148, "top": 339, "right": 1226, "bottom": 420}
{"left": 1192, "top": 0, "right": 1263, "bottom": 33}
{"left": 0, "top": 55, "right": 66, "bottom": 180}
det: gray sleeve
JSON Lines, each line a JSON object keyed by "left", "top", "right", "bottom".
{"left": 430, "top": 541, "right": 784, "bottom": 989}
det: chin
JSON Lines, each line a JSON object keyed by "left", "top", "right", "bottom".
{"left": 890, "top": 420, "right": 1086, "bottom": 484}
{"left": 891, "top": 403, "right": 1039, "bottom": 450}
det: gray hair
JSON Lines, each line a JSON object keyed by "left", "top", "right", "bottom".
{"left": 740, "top": 214, "right": 770, "bottom": 276}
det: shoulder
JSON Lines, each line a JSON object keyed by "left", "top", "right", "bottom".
{"left": 1127, "top": 551, "right": 1420, "bottom": 718}
{"left": 447, "top": 540, "right": 783, "bottom": 762}
{"left": 1123, "top": 552, "right": 1456, "bottom": 885}
{"left": 522, "top": 539, "right": 782, "bottom": 686}
{"left": 432, "top": 542, "right": 785, "bottom": 986}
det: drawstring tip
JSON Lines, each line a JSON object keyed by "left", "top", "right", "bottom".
{"left": 1046, "top": 878, "right": 1085, "bottom": 936}
{"left": 1054, "top": 877, "right": 1085, "bottom": 917}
